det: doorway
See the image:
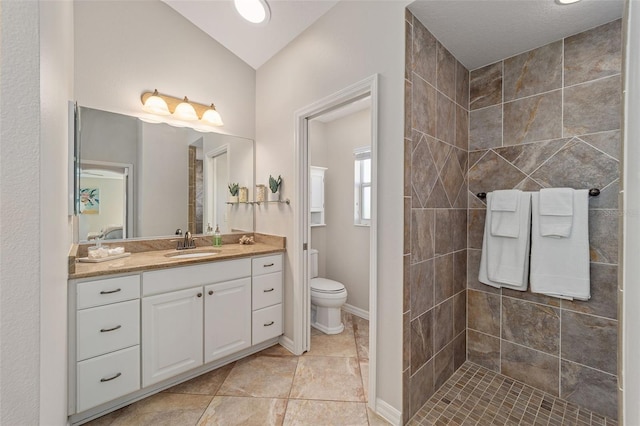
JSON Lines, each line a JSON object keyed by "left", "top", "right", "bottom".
{"left": 293, "top": 75, "right": 379, "bottom": 409}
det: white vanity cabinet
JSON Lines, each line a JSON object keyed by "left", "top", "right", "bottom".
{"left": 251, "top": 254, "right": 284, "bottom": 344}
{"left": 70, "top": 275, "right": 141, "bottom": 414}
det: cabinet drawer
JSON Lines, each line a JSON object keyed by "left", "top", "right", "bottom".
{"left": 143, "top": 258, "right": 250, "bottom": 296}
{"left": 77, "top": 346, "right": 140, "bottom": 413}
{"left": 77, "top": 275, "right": 140, "bottom": 309}
{"left": 252, "top": 254, "right": 282, "bottom": 276}
{"left": 77, "top": 300, "right": 140, "bottom": 361}
{"left": 252, "top": 272, "right": 282, "bottom": 310}
{"left": 252, "top": 304, "right": 283, "bottom": 345}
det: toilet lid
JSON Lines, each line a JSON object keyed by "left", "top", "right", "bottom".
{"left": 311, "top": 277, "right": 345, "bottom": 293}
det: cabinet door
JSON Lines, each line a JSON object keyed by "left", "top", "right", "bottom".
{"left": 310, "top": 171, "right": 324, "bottom": 212}
{"left": 142, "top": 287, "right": 203, "bottom": 387}
{"left": 204, "top": 277, "right": 251, "bottom": 363}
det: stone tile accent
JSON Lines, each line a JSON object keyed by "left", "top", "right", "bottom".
{"left": 412, "top": 75, "right": 437, "bottom": 136}
{"left": 467, "top": 208, "right": 485, "bottom": 250}
{"left": 468, "top": 150, "right": 527, "bottom": 195}
{"left": 468, "top": 290, "right": 501, "bottom": 337}
{"left": 453, "top": 291, "right": 466, "bottom": 337}
{"left": 453, "top": 250, "right": 467, "bottom": 294}
{"left": 436, "top": 92, "right": 455, "bottom": 144}
{"left": 589, "top": 210, "right": 619, "bottom": 264}
{"left": 410, "top": 259, "right": 434, "bottom": 319}
{"left": 412, "top": 18, "right": 437, "bottom": 86}
{"left": 437, "top": 42, "right": 456, "bottom": 100}
{"left": 501, "top": 297, "right": 560, "bottom": 355}
{"left": 562, "top": 263, "right": 618, "bottom": 320}
{"left": 434, "top": 254, "right": 454, "bottom": 304}
{"left": 503, "top": 90, "right": 562, "bottom": 145}
{"left": 561, "top": 360, "right": 618, "bottom": 420}
{"left": 403, "top": 312, "right": 411, "bottom": 371}
{"left": 494, "top": 138, "right": 568, "bottom": 175}
{"left": 452, "top": 332, "right": 466, "bottom": 371}
{"left": 411, "top": 310, "right": 434, "bottom": 373}
{"left": 455, "top": 60, "right": 470, "bottom": 109}
{"left": 564, "top": 19, "right": 622, "bottom": 87}
{"left": 411, "top": 209, "right": 435, "bottom": 263}
{"left": 434, "top": 343, "right": 454, "bottom": 390}
{"left": 564, "top": 75, "right": 622, "bottom": 136}
{"left": 561, "top": 310, "right": 617, "bottom": 374}
{"left": 410, "top": 360, "right": 434, "bottom": 418}
{"left": 580, "top": 130, "right": 621, "bottom": 160}
{"left": 435, "top": 210, "right": 453, "bottom": 255}
{"left": 501, "top": 340, "right": 559, "bottom": 396}
{"left": 469, "top": 105, "right": 502, "bottom": 150}
{"left": 434, "top": 299, "right": 454, "bottom": 353}
{"left": 501, "top": 287, "right": 560, "bottom": 307}
{"left": 470, "top": 62, "right": 502, "bottom": 110}
{"left": 503, "top": 40, "right": 563, "bottom": 101}
{"left": 467, "top": 330, "right": 500, "bottom": 372}
{"left": 412, "top": 135, "right": 438, "bottom": 207}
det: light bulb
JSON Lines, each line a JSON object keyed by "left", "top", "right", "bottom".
{"left": 201, "top": 104, "right": 224, "bottom": 126}
{"left": 142, "top": 90, "right": 170, "bottom": 115}
{"left": 174, "top": 97, "right": 198, "bottom": 121}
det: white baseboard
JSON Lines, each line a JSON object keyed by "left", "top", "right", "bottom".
{"left": 342, "top": 303, "right": 369, "bottom": 320}
{"left": 375, "top": 398, "right": 402, "bottom": 426}
{"left": 278, "top": 335, "right": 298, "bottom": 355}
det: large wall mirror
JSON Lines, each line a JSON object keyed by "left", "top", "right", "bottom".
{"left": 75, "top": 106, "right": 254, "bottom": 243}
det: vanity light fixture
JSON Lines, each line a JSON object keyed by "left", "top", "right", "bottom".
{"left": 140, "top": 90, "right": 224, "bottom": 127}
{"left": 234, "top": 0, "right": 271, "bottom": 25}
{"left": 174, "top": 97, "right": 199, "bottom": 121}
{"left": 141, "top": 89, "right": 171, "bottom": 115}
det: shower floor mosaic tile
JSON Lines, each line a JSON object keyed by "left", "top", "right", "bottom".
{"left": 408, "top": 362, "right": 617, "bottom": 426}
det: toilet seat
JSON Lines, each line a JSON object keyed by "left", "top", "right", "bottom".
{"left": 311, "top": 277, "right": 346, "bottom": 294}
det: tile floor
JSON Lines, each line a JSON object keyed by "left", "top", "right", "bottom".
{"left": 85, "top": 313, "right": 390, "bottom": 426}
{"left": 408, "top": 362, "right": 618, "bottom": 426}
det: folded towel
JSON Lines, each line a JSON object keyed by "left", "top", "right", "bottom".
{"left": 539, "top": 188, "right": 574, "bottom": 238}
{"left": 490, "top": 190, "right": 522, "bottom": 238}
{"left": 479, "top": 191, "right": 532, "bottom": 291}
{"left": 530, "top": 190, "right": 590, "bottom": 300}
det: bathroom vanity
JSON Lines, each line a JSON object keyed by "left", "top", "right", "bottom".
{"left": 67, "top": 238, "right": 284, "bottom": 425}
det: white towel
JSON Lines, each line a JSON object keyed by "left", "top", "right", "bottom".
{"left": 479, "top": 191, "right": 532, "bottom": 291}
{"left": 539, "top": 188, "right": 574, "bottom": 238}
{"left": 491, "top": 190, "right": 521, "bottom": 238}
{"left": 530, "top": 190, "right": 590, "bottom": 300}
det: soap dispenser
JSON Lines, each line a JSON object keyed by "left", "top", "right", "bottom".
{"left": 214, "top": 225, "right": 222, "bottom": 247}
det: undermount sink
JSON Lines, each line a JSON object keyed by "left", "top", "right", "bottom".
{"left": 165, "top": 249, "right": 221, "bottom": 259}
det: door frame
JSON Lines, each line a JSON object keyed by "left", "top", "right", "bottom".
{"left": 293, "top": 74, "right": 379, "bottom": 409}
{"left": 204, "top": 144, "right": 230, "bottom": 233}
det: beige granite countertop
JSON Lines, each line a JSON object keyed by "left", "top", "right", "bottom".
{"left": 69, "top": 233, "right": 285, "bottom": 280}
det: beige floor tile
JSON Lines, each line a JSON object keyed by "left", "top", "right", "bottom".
{"left": 85, "top": 392, "right": 212, "bottom": 426}
{"left": 283, "top": 400, "right": 368, "bottom": 425}
{"left": 217, "top": 355, "right": 298, "bottom": 398}
{"left": 164, "top": 363, "right": 234, "bottom": 395}
{"left": 360, "top": 360, "right": 370, "bottom": 402}
{"left": 353, "top": 315, "right": 370, "bottom": 361}
{"left": 342, "top": 311, "right": 355, "bottom": 332}
{"left": 290, "top": 356, "right": 365, "bottom": 402}
{"left": 197, "top": 396, "right": 287, "bottom": 426}
{"left": 306, "top": 327, "right": 358, "bottom": 357}
{"left": 258, "top": 344, "right": 297, "bottom": 357}
{"left": 367, "top": 408, "right": 393, "bottom": 426}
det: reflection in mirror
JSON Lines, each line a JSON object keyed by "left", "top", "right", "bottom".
{"left": 76, "top": 106, "right": 254, "bottom": 242}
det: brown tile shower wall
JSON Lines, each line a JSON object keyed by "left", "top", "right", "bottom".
{"left": 466, "top": 20, "right": 621, "bottom": 420}
{"left": 403, "top": 11, "right": 469, "bottom": 422}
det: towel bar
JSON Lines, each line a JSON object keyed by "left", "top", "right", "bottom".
{"left": 476, "top": 188, "right": 600, "bottom": 200}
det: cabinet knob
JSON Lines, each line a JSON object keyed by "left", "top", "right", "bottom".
{"left": 208, "top": 290, "right": 214, "bottom": 295}
{"left": 197, "top": 292, "right": 203, "bottom": 298}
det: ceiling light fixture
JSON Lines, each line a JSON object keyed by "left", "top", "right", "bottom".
{"left": 234, "top": 0, "right": 271, "bottom": 25}
{"left": 140, "top": 90, "right": 224, "bottom": 127}
{"left": 555, "top": 0, "right": 581, "bottom": 4}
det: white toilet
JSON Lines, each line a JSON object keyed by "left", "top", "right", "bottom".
{"left": 309, "top": 249, "right": 348, "bottom": 334}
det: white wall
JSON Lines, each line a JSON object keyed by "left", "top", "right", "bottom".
{"left": 79, "top": 176, "right": 125, "bottom": 240}
{"left": 623, "top": 0, "right": 640, "bottom": 423}
{"left": 311, "top": 109, "right": 371, "bottom": 313}
{"left": 74, "top": 0, "right": 256, "bottom": 140}
{"left": 256, "top": 0, "right": 407, "bottom": 414}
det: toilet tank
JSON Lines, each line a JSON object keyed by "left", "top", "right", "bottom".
{"left": 309, "top": 249, "right": 319, "bottom": 278}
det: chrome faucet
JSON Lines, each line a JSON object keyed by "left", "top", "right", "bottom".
{"left": 176, "top": 231, "right": 196, "bottom": 250}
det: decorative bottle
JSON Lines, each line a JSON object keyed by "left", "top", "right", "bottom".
{"left": 214, "top": 225, "right": 222, "bottom": 247}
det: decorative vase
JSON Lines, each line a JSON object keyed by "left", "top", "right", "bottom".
{"left": 228, "top": 195, "right": 238, "bottom": 203}
{"left": 256, "top": 185, "right": 267, "bottom": 203}
{"left": 239, "top": 187, "right": 249, "bottom": 203}
{"left": 268, "top": 191, "right": 280, "bottom": 202}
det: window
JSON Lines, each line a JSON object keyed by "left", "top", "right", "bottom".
{"left": 354, "top": 147, "right": 371, "bottom": 226}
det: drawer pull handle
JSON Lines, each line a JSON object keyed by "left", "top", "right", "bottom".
{"left": 100, "top": 325, "right": 122, "bottom": 333}
{"left": 208, "top": 290, "right": 214, "bottom": 295}
{"left": 264, "top": 321, "right": 275, "bottom": 327}
{"left": 263, "top": 288, "right": 275, "bottom": 293}
{"left": 100, "top": 372, "right": 122, "bottom": 383}
{"left": 100, "top": 288, "right": 121, "bottom": 295}
{"left": 263, "top": 263, "right": 274, "bottom": 267}
{"left": 197, "top": 292, "right": 203, "bottom": 298}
